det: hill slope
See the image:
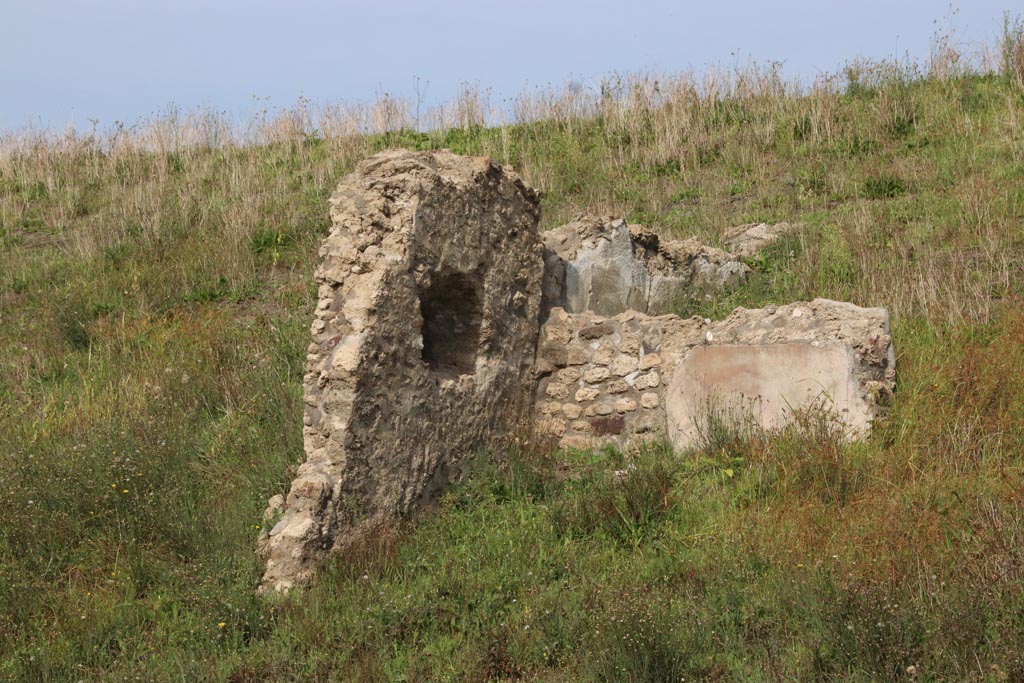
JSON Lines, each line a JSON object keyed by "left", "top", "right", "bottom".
{"left": 2, "top": 54, "right": 1024, "bottom": 679}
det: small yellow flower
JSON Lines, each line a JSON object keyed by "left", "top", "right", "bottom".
{"left": 122, "top": 490, "right": 129, "bottom": 494}
{"left": 217, "top": 622, "right": 226, "bottom": 628}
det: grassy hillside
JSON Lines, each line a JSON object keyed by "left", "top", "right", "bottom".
{"left": 2, "top": 31, "right": 1024, "bottom": 681}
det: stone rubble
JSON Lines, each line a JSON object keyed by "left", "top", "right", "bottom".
{"left": 541, "top": 215, "right": 749, "bottom": 316}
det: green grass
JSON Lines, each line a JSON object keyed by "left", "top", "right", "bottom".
{"left": 2, "top": 45, "right": 1024, "bottom": 680}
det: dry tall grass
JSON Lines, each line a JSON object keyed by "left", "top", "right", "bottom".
{"left": 3, "top": 27, "right": 1021, "bottom": 326}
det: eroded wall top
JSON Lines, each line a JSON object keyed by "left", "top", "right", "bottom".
{"left": 541, "top": 216, "right": 749, "bottom": 317}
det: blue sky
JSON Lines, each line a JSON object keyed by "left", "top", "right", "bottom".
{"left": 0, "top": 1, "right": 1016, "bottom": 132}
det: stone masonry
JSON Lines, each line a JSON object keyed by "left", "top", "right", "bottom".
{"left": 260, "top": 150, "right": 896, "bottom": 591}
{"left": 259, "top": 150, "right": 544, "bottom": 592}
{"left": 533, "top": 300, "right": 895, "bottom": 452}
{"left": 541, "top": 215, "right": 749, "bottom": 316}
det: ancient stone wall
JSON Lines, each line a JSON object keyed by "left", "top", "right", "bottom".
{"left": 533, "top": 308, "right": 700, "bottom": 449}
{"left": 259, "top": 150, "right": 544, "bottom": 592}
{"left": 665, "top": 299, "right": 895, "bottom": 447}
{"left": 260, "top": 150, "right": 897, "bottom": 592}
{"left": 541, "top": 216, "right": 749, "bottom": 316}
{"left": 533, "top": 299, "right": 895, "bottom": 452}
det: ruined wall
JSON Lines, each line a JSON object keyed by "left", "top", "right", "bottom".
{"left": 259, "top": 150, "right": 544, "bottom": 592}
{"left": 261, "top": 150, "right": 897, "bottom": 592}
{"left": 541, "top": 216, "right": 749, "bottom": 316}
{"left": 664, "top": 299, "right": 895, "bottom": 447}
{"left": 533, "top": 308, "right": 702, "bottom": 449}
{"left": 533, "top": 300, "right": 895, "bottom": 452}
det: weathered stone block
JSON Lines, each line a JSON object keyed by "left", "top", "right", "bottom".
{"left": 591, "top": 415, "right": 626, "bottom": 436}
{"left": 666, "top": 343, "right": 866, "bottom": 446}
{"left": 540, "top": 216, "right": 750, "bottom": 316}
{"left": 639, "top": 353, "right": 661, "bottom": 370}
{"left": 614, "top": 398, "right": 638, "bottom": 413}
{"left": 634, "top": 371, "right": 661, "bottom": 390}
{"left": 722, "top": 221, "right": 798, "bottom": 257}
{"left": 610, "top": 354, "right": 639, "bottom": 376}
{"left": 664, "top": 299, "right": 895, "bottom": 449}
{"left": 640, "top": 392, "right": 660, "bottom": 409}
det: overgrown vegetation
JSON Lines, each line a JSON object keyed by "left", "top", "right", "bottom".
{"left": 2, "top": 21, "right": 1024, "bottom": 681}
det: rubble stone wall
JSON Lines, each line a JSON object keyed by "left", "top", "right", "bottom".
{"left": 259, "top": 150, "right": 544, "bottom": 592}
{"left": 533, "top": 308, "right": 702, "bottom": 450}
{"left": 261, "top": 150, "right": 897, "bottom": 592}
{"left": 541, "top": 216, "right": 749, "bottom": 317}
{"left": 534, "top": 299, "right": 895, "bottom": 452}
